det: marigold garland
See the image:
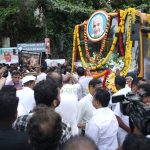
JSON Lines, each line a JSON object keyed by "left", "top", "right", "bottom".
{"left": 106, "top": 8, "right": 135, "bottom": 92}
{"left": 147, "top": 14, "right": 150, "bottom": 39}
{"left": 92, "top": 70, "right": 108, "bottom": 78}
{"left": 71, "top": 25, "right": 78, "bottom": 73}
{"left": 71, "top": 8, "right": 147, "bottom": 92}
{"left": 120, "top": 8, "right": 135, "bottom": 76}
{"left": 76, "top": 25, "right": 88, "bottom": 68}
{"left": 77, "top": 25, "right": 120, "bottom": 71}
{"left": 102, "top": 69, "right": 111, "bottom": 89}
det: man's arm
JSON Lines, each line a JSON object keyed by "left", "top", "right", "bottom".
{"left": 76, "top": 98, "right": 86, "bottom": 124}
{"left": 114, "top": 103, "right": 130, "bottom": 133}
{"left": 116, "top": 115, "right": 130, "bottom": 133}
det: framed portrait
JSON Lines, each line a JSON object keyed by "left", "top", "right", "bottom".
{"left": 0, "top": 47, "right": 18, "bottom": 64}
{"left": 87, "top": 10, "right": 108, "bottom": 42}
{"left": 20, "top": 50, "right": 41, "bottom": 67}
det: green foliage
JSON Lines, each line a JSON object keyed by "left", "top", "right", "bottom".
{"left": 110, "top": 0, "right": 150, "bottom": 13}
{"left": 0, "top": 6, "right": 19, "bottom": 28}
{"left": 0, "top": 0, "right": 149, "bottom": 59}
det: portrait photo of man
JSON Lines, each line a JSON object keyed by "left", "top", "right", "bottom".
{"left": 0, "top": 49, "right": 18, "bottom": 64}
{"left": 87, "top": 11, "right": 108, "bottom": 42}
{"left": 91, "top": 15, "right": 104, "bottom": 38}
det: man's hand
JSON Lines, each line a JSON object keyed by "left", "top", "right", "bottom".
{"left": 77, "top": 123, "right": 86, "bottom": 129}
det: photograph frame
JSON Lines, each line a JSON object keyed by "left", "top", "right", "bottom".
{"left": 20, "top": 50, "right": 42, "bottom": 67}
{"left": 87, "top": 10, "right": 108, "bottom": 42}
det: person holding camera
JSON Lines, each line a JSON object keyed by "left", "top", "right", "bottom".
{"left": 112, "top": 76, "right": 131, "bottom": 146}
{"left": 130, "top": 83, "right": 150, "bottom": 137}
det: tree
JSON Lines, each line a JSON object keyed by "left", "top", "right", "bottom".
{"left": 0, "top": 0, "right": 149, "bottom": 58}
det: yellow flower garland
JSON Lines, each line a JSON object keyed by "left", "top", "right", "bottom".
{"left": 76, "top": 25, "right": 88, "bottom": 68}
{"left": 72, "top": 8, "right": 141, "bottom": 92}
{"left": 147, "top": 14, "right": 150, "bottom": 39}
{"left": 77, "top": 24, "right": 120, "bottom": 71}
{"left": 120, "top": 8, "right": 135, "bottom": 76}
{"left": 71, "top": 25, "right": 77, "bottom": 73}
{"left": 106, "top": 8, "right": 135, "bottom": 92}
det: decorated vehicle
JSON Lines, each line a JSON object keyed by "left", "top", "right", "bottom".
{"left": 71, "top": 8, "right": 150, "bottom": 92}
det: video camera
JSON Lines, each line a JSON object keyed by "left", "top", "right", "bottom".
{"left": 112, "top": 92, "right": 150, "bottom": 135}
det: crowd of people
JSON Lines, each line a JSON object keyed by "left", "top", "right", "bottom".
{"left": 0, "top": 61, "right": 150, "bottom": 150}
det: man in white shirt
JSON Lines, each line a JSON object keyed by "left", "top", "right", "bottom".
{"left": 56, "top": 71, "right": 86, "bottom": 135}
{"left": 85, "top": 88, "right": 118, "bottom": 150}
{"left": 76, "top": 67, "right": 93, "bottom": 98}
{"left": 112, "top": 76, "right": 131, "bottom": 146}
{"left": 56, "top": 80, "right": 80, "bottom": 135}
{"left": 17, "top": 75, "right": 36, "bottom": 116}
{"left": 77, "top": 78, "right": 102, "bottom": 130}
{"left": 110, "top": 75, "right": 131, "bottom": 111}
{"left": 36, "top": 65, "right": 47, "bottom": 83}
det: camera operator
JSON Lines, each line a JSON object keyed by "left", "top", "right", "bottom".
{"left": 137, "top": 83, "right": 150, "bottom": 107}
{"left": 112, "top": 76, "right": 131, "bottom": 146}
{"left": 117, "top": 134, "right": 150, "bottom": 150}
{"left": 130, "top": 83, "right": 150, "bottom": 137}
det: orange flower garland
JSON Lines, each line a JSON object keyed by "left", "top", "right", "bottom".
{"left": 92, "top": 70, "right": 108, "bottom": 78}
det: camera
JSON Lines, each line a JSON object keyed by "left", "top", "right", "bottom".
{"left": 112, "top": 92, "right": 141, "bottom": 115}
{"left": 112, "top": 92, "right": 150, "bottom": 135}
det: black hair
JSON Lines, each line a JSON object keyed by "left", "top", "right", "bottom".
{"left": 89, "top": 78, "right": 102, "bottom": 88}
{"left": 41, "top": 66, "right": 47, "bottom": 72}
{"left": 76, "top": 67, "right": 85, "bottom": 76}
{"left": 62, "top": 135, "right": 98, "bottom": 150}
{"left": 123, "top": 134, "right": 150, "bottom": 150}
{"left": 125, "top": 72, "right": 137, "bottom": 79}
{"left": 131, "top": 78, "right": 139, "bottom": 88}
{"left": 0, "top": 91, "right": 18, "bottom": 121}
{"left": 2, "top": 69, "right": 8, "bottom": 78}
{"left": 27, "top": 107, "right": 62, "bottom": 150}
{"left": 34, "top": 79, "right": 59, "bottom": 106}
{"left": 40, "top": 61, "right": 47, "bottom": 72}
{"left": 137, "top": 77, "right": 146, "bottom": 82}
{"left": 94, "top": 88, "right": 110, "bottom": 107}
{"left": 46, "top": 71, "right": 63, "bottom": 88}
{"left": 1, "top": 85, "right": 16, "bottom": 96}
{"left": 11, "top": 70, "right": 20, "bottom": 76}
{"left": 131, "top": 77, "right": 146, "bottom": 88}
{"left": 137, "top": 83, "right": 150, "bottom": 97}
{"left": 115, "top": 75, "right": 126, "bottom": 88}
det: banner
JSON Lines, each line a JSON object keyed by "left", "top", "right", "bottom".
{"left": 45, "top": 38, "right": 51, "bottom": 55}
{"left": 45, "top": 59, "right": 65, "bottom": 66}
{"left": 0, "top": 47, "right": 18, "bottom": 64}
{"left": 17, "top": 43, "right": 45, "bottom": 52}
